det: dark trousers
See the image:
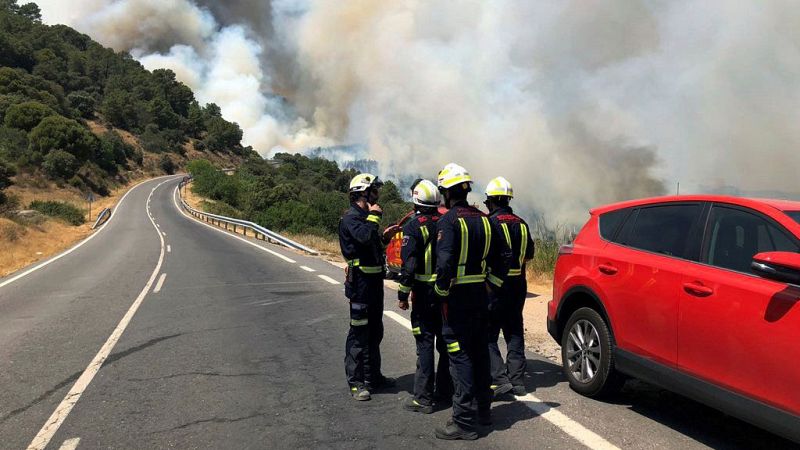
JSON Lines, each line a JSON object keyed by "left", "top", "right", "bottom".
{"left": 488, "top": 278, "right": 527, "bottom": 388}
{"left": 345, "top": 272, "right": 384, "bottom": 388}
{"left": 441, "top": 284, "right": 491, "bottom": 431}
{"left": 410, "top": 285, "right": 452, "bottom": 405}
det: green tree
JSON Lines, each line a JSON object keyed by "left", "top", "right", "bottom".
{"left": 204, "top": 116, "right": 242, "bottom": 152}
{"left": 100, "top": 89, "right": 142, "bottom": 130}
{"left": 42, "top": 149, "right": 78, "bottom": 179}
{"left": 3, "top": 101, "right": 56, "bottom": 131}
{"left": 29, "top": 115, "right": 97, "bottom": 160}
{"left": 0, "top": 159, "right": 14, "bottom": 190}
{"left": 67, "top": 91, "right": 95, "bottom": 118}
{"left": 0, "top": 125, "right": 28, "bottom": 163}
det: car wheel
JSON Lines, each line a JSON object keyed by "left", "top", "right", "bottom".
{"left": 561, "top": 307, "right": 623, "bottom": 397}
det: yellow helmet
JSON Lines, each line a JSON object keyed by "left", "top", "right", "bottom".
{"left": 411, "top": 179, "right": 440, "bottom": 206}
{"left": 485, "top": 176, "right": 514, "bottom": 198}
{"left": 349, "top": 173, "right": 383, "bottom": 193}
{"left": 437, "top": 163, "right": 472, "bottom": 189}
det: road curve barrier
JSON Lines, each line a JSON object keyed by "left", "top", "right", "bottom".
{"left": 91, "top": 207, "right": 112, "bottom": 230}
{"left": 177, "top": 179, "right": 319, "bottom": 255}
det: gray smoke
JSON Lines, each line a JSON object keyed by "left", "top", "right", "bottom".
{"left": 36, "top": 0, "right": 800, "bottom": 222}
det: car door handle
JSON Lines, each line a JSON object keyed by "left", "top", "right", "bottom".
{"left": 598, "top": 264, "right": 618, "bottom": 275}
{"left": 683, "top": 282, "right": 713, "bottom": 297}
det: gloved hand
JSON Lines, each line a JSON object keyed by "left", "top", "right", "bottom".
{"left": 381, "top": 224, "right": 401, "bottom": 244}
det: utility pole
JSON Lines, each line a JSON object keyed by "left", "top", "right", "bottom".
{"left": 676, "top": 182, "right": 680, "bottom": 195}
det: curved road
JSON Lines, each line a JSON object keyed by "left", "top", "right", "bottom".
{"left": 0, "top": 177, "right": 795, "bottom": 449}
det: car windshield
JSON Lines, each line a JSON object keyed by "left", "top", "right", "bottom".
{"left": 787, "top": 211, "right": 800, "bottom": 225}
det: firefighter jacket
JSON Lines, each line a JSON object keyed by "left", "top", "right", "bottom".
{"left": 339, "top": 204, "right": 384, "bottom": 275}
{"left": 434, "top": 201, "right": 512, "bottom": 297}
{"left": 398, "top": 211, "right": 440, "bottom": 301}
{"left": 489, "top": 206, "right": 535, "bottom": 280}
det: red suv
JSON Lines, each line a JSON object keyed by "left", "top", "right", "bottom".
{"left": 548, "top": 195, "right": 800, "bottom": 442}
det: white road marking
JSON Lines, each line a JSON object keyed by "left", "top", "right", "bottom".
{"left": 58, "top": 438, "right": 80, "bottom": 450}
{"left": 0, "top": 176, "right": 174, "bottom": 291}
{"left": 317, "top": 274, "right": 339, "bottom": 285}
{"left": 256, "top": 299, "right": 292, "bottom": 307}
{"left": 162, "top": 232, "right": 166, "bottom": 237}
{"left": 26, "top": 179, "right": 171, "bottom": 450}
{"left": 383, "top": 310, "right": 412, "bottom": 330}
{"left": 167, "top": 245, "right": 171, "bottom": 253}
{"left": 300, "top": 266, "right": 315, "bottom": 272}
{"left": 171, "top": 186, "right": 296, "bottom": 264}
{"left": 382, "top": 310, "right": 620, "bottom": 450}
{"left": 517, "top": 394, "right": 620, "bottom": 450}
{"left": 153, "top": 273, "right": 167, "bottom": 293}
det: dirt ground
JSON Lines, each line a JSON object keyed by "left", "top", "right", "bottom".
{"left": 523, "top": 277, "right": 559, "bottom": 362}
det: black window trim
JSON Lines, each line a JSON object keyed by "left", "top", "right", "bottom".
{"left": 597, "top": 207, "right": 634, "bottom": 244}
{"left": 693, "top": 202, "right": 800, "bottom": 277}
{"left": 604, "top": 201, "right": 708, "bottom": 263}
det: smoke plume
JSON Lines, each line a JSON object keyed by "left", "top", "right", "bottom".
{"left": 36, "top": 0, "right": 800, "bottom": 222}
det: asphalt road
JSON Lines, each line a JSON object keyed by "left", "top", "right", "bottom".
{"left": 0, "top": 176, "right": 796, "bottom": 449}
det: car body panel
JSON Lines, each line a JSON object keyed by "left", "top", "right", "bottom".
{"left": 551, "top": 195, "right": 800, "bottom": 440}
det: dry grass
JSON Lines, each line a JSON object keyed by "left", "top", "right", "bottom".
{"left": 0, "top": 177, "right": 149, "bottom": 278}
{"left": 0, "top": 217, "right": 93, "bottom": 277}
{"left": 182, "top": 185, "right": 208, "bottom": 211}
{"left": 282, "top": 232, "right": 342, "bottom": 261}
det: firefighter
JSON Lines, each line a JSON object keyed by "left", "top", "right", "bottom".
{"left": 484, "top": 177, "right": 535, "bottom": 398}
{"left": 339, "top": 173, "right": 394, "bottom": 401}
{"left": 398, "top": 179, "right": 452, "bottom": 414}
{"left": 433, "top": 163, "right": 511, "bottom": 440}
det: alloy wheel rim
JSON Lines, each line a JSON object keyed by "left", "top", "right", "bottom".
{"left": 566, "top": 319, "right": 601, "bottom": 383}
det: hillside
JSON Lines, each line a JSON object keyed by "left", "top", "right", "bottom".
{"left": 187, "top": 154, "right": 412, "bottom": 240}
{"left": 0, "top": 0, "right": 252, "bottom": 276}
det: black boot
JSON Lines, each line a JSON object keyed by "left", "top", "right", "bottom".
{"left": 350, "top": 386, "right": 371, "bottom": 401}
{"left": 369, "top": 375, "right": 396, "bottom": 391}
{"left": 403, "top": 397, "right": 433, "bottom": 414}
{"left": 491, "top": 383, "right": 513, "bottom": 397}
{"left": 435, "top": 420, "right": 478, "bottom": 441}
{"left": 478, "top": 409, "right": 492, "bottom": 426}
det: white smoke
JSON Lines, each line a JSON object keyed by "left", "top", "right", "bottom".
{"left": 36, "top": 0, "right": 800, "bottom": 222}
{"left": 36, "top": 0, "right": 333, "bottom": 159}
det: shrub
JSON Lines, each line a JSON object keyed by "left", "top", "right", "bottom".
{"left": 42, "top": 149, "right": 78, "bottom": 179}
{"left": 29, "top": 200, "right": 85, "bottom": 225}
{"left": 0, "top": 159, "right": 14, "bottom": 190}
{"left": 3, "top": 101, "right": 56, "bottom": 131}
{"left": 67, "top": 91, "right": 95, "bottom": 118}
{"left": 159, "top": 154, "right": 176, "bottom": 174}
{"left": 28, "top": 115, "right": 98, "bottom": 160}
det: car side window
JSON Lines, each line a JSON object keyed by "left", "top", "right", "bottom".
{"left": 705, "top": 206, "right": 800, "bottom": 273}
{"left": 599, "top": 208, "right": 630, "bottom": 241}
{"left": 624, "top": 204, "right": 701, "bottom": 259}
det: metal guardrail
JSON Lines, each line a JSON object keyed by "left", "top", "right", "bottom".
{"left": 177, "top": 180, "right": 319, "bottom": 255}
{"left": 91, "top": 208, "right": 111, "bottom": 230}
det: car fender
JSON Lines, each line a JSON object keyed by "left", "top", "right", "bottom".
{"left": 555, "top": 282, "right": 615, "bottom": 344}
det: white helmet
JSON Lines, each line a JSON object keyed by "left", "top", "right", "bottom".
{"left": 411, "top": 179, "right": 440, "bottom": 206}
{"left": 349, "top": 173, "right": 383, "bottom": 193}
{"left": 485, "top": 176, "right": 514, "bottom": 198}
{"left": 437, "top": 163, "right": 472, "bottom": 189}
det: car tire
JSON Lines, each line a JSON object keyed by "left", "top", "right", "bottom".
{"left": 561, "top": 307, "right": 624, "bottom": 398}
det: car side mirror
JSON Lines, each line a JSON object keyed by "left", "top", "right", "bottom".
{"left": 752, "top": 252, "right": 800, "bottom": 285}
